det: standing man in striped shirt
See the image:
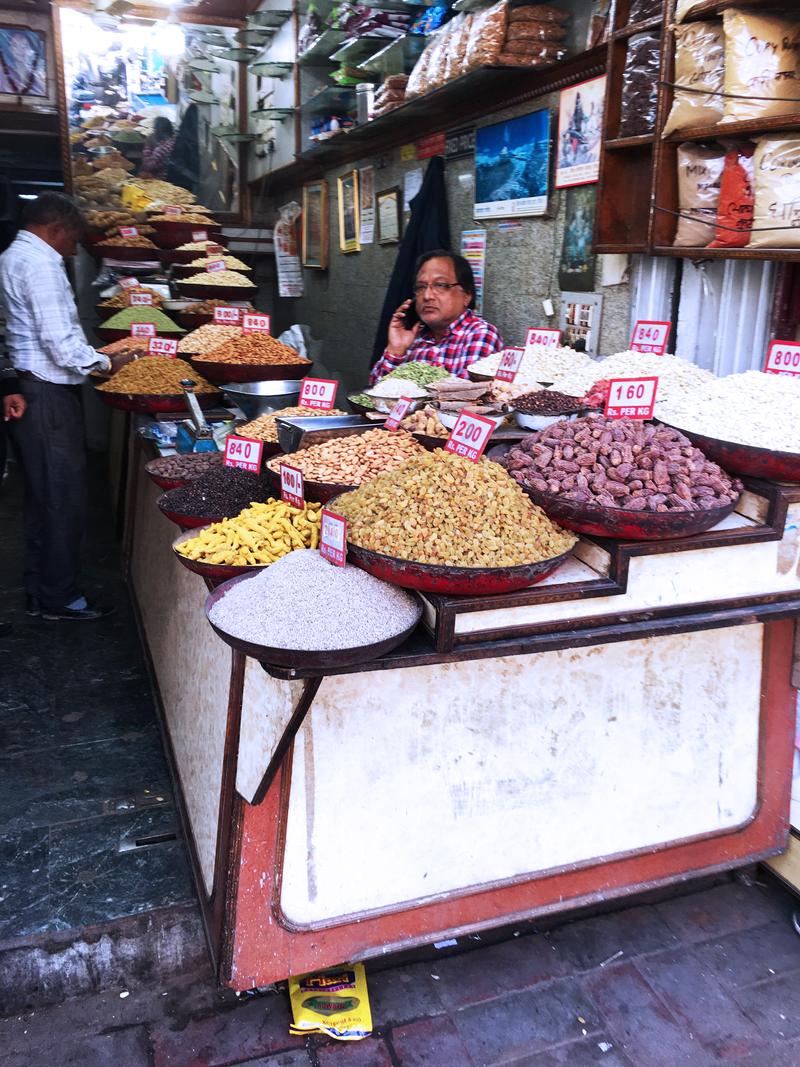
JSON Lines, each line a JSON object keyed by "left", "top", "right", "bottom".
{"left": 370, "top": 250, "right": 503, "bottom": 384}
{"left": 0, "top": 193, "right": 124, "bottom": 621}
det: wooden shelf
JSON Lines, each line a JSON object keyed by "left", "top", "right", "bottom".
{"left": 663, "top": 112, "right": 800, "bottom": 143}
{"left": 678, "top": 0, "right": 790, "bottom": 20}
{"left": 612, "top": 15, "right": 663, "bottom": 40}
{"left": 604, "top": 134, "right": 655, "bottom": 150}
{"left": 653, "top": 246, "right": 800, "bottom": 262}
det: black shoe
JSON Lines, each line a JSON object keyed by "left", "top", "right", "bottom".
{"left": 0, "top": 622, "right": 11, "bottom": 637}
{"left": 41, "top": 603, "right": 116, "bottom": 622}
{"left": 25, "top": 596, "right": 40, "bottom": 617}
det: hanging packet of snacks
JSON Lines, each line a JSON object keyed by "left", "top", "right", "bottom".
{"left": 661, "top": 21, "right": 725, "bottom": 136}
{"left": 708, "top": 144, "right": 755, "bottom": 249}
{"left": 673, "top": 143, "right": 726, "bottom": 248}
{"left": 274, "top": 201, "right": 303, "bottom": 298}
{"left": 748, "top": 136, "right": 800, "bottom": 250}
{"left": 618, "top": 32, "right": 661, "bottom": 137}
{"left": 721, "top": 11, "right": 800, "bottom": 124}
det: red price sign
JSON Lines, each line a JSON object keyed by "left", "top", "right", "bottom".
{"left": 191, "top": 229, "right": 209, "bottom": 243}
{"left": 207, "top": 243, "right": 224, "bottom": 255}
{"left": 524, "top": 327, "right": 562, "bottom": 352}
{"left": 299, "top": 377, "right": 338, "bottom": 410}
{"left": 320, "top": 509, "right": 347, "bottom": 567}
{"left": 604, "top": 376, "right": 659, "bottom": 420}
{"left": 444, "top": 410, "right": 496, "bottom": 462}
{"left": 224, "top": 435, "right": 264, "bottom": 473}
{"left": 148, "top": 337, "right": 178, "bottom": 357}
{"left": 130, "top": 322, "right": 156, "bottom": 338}
{"left": 384, "top": 396, "right": 415, "bottom": 430}
{"left": 119, "top": 226, "right": 138, "bottom": 238}
{"left": 206, "top": 259, "right": 226, "bottom": 273}
{"left": 118, "top": 275, "right": 138, "bottom": 290}
{"left": 129, "top": 291, "right": 153, "bottom": 306}
{"left": 213, "top": 306, "right": 243, "bottom": 325}
{"left": 494, "top": 347, "right": 525, "bottom": 384}
{"left": 280, "top": 463, "right": 305, "bottom": 508}
{"left": 764, "top": 340, "right": 800, "bottom": 378}
{"left": 242, "top": 313, "right": 271, "bottom": 334}
{"left": 630, "top": 320, "right": 671, "bottom": 355}
{"left": 164, "top": 205, "right": 183, "bottom": 217}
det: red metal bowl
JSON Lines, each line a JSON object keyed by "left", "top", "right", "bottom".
{"left": 95, "top": 326, "right": 184, "bottom": 344}
{"left": 517, "top": 485, "right": 739, "bottom": 541}
{"left": 204, "top": 574, "right": 423, "bottom": 668}
{"left": 264, "top": 462, "right": 355, "bottom": 503}
{"left": 173, "top": 527, "right": 271, "bottom": 581}
{"left": 157, "top": 495, "right": 224, "bottom": 530}
{"left": 344, "top": 541, "right": 573, "bottom": 596}
{"left": 176, "top": 311, "right": 215, "bottom": 331}
{"left": 661, "top": 424, "right": 800, "bottom": 484}
{"left": 95, "top": 390, "right": 222, "bottom": 414}
{"left": 188, "top": 358, "right": 311, "bottom": 384}
{"left": 175, "top": 281, "right": 259, "bottom": 301}
{"left": 150, "top": 220, "right": 224, "bottom": 250}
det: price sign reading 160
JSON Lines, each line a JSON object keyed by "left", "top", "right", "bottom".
{"left": 604, "top": 376, "right": 659, "bottom": 420}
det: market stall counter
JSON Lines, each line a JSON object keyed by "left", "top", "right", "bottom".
{"left": 121, "top": 421, "right": 800, "bottom": 991}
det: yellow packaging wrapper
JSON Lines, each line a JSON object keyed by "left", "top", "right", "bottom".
{"left": 121, "top": 182, "right": 154, "bottom": 213}
{"left": 288, "top": 963, "right": 372, "bottom": 1041}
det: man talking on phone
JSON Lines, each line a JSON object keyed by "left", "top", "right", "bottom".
{"left": 369, "top": 250, "right": 502, "bottom": 383}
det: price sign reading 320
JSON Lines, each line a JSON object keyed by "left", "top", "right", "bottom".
{"left": 224, "top": 435, "right": 264, "bottom": 473}
{"left": 764, "top": 340, "right": 800, "bottom": 378}
{"left": 444, "top": 410, "right": 496, "bottom": 463}
{"left": 604, "top": 377, "right": 659, "bottom": 420}
{"left": 299, "top": 377, "right": 338, "bottom": 410}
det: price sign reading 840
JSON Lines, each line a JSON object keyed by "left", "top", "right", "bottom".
{"left": 764, "top": 340, "right": 800, "bottom": 378}
{"left": 524, "top": 327, "right": 562, "bottom": 352}
{"left": 242, "top": 313, "right": 271, "bottom": 335}
{"left": 604, "top": 377, "right": 659, "bottom": 420}
{"left": 444, "top": 410, "right": 496, "bottom": 463}
{"left": 299, "top": 377, "right": 338, "bottom": 410}
{"left": 320, "top": 509, "right": 347, "bottom": 567}
{"left": 630, "top": 320, "right": 671, "bottom": 355}
{"left": 224, "top": 435, "right": 264, "bottom": 473}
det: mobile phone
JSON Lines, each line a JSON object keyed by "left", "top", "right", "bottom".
{"left": 402, "top": 300, "right": 420, "bottom": 330}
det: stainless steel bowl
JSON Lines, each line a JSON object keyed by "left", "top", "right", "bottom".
{"left": 275, "top": 415, "right": 372, "bottom": 454}
{"left": 221, "top": 379, "right": 301, "bottom": 419}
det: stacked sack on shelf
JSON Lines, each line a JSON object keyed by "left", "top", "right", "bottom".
{"left": 406, "top": 2, "right": 568, "bottom": 99}
{"left": 666, "top": 9, "right": 800, "bottom": 250}
{"left": 372, "top": 74, "right": 409, "bottom": 117}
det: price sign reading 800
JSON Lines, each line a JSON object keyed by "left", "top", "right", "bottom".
{"left": 299, "top": 377, "right": 338, "bottom": 410}
{"left": 630, "top": 320, "right": 670, "bottom": 355}
{"left": 604, "top": 376, "right": 659, "bottom": 420}
{"left": 224, "top": 435, "right": 264, "bottom": 473}
{"left": 764, "top": 340, "right": 800, "bottom": 378}
{"left": 320, "top": 509, "right": 347, "bottom": 567}
{"left": 444, "top": 410, "right": 496, "bottom": 463}
{"left": 213, "top": 306, "right": 242, "bottom": 325}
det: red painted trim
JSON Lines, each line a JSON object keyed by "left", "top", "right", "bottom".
{"left": 226, "top": 620, "right": 797, "bottom": 990}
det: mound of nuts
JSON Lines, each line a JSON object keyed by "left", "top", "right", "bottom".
{"left": 193, "top": 333, "right": 309, "bottom": 366}
{"left": 178, "top": 324, "right": 242, "bottom": 355}
{"left": 239, "top": 406, "right": 348, "bottom": 443}
{"left": 266, "top": 429, "right": 423, "bottom": 485}
{"left": 336, "top": 449, "right": 576, "bottom": 567}
{"left": 97, "top": 356, "right": 218, "bottom": 395}
{"left": 501, "top": 415, "right": 742, "bottom": 512}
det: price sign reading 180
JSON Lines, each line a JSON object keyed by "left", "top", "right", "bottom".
{"left": 604, "top": 377, "right": 659, "bottom": 420}
{"left": 444, "top": 410, "right": 496, "bottom": 463}
{"left": 630, "top": 320, "right": 671, "bottom": 355}
{"left": 224, "top": 435, "right": 264, "bottom": 473}
{"left": 320, "top": 509, "right": 347, "bottom": 567}
{"left": 130, "top": 322, "right": 156, "bottom": 338}
{"left": 299, "top": 377, "right": 338, "bottom": 410}
{"left": 764, "top": 340, "right": 800, "bottom": 378}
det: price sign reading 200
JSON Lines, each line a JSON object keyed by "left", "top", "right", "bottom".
{"left": 604, "top": 377, "right": 659, "bottom": 420}
{"left": 444, "top": 410, "right": 496, "bottom": 463}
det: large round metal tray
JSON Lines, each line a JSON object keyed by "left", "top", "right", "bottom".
{"left": 343, "top": 541, "right": 573, "bottom": 596}
{"left": 188, "top": 357, "right": 310, "bottom": 384}
{"left": 660, "top": 424, "right": 800, "bottom": 484}
{"left": 173, "top": 526, "right": 271, "bottom": 581}
{"left": 204, "top": 573, "right": 423, "bottom": 668}
{"left": 264, "top": 462, "right": 355, "bottom": 504}
{"left": 95, "top": 390, "right": 222, "bottom": 414}
{"left": 176, "top": 281, "right": 258, "bottom": 301}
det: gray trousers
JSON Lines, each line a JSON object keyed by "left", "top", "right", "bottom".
{"left": 9, "top": 378, "right": 87, "bottom": 611}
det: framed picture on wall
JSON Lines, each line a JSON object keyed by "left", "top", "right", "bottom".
{"left": 337, "top": 170, "right": 360, "bottom": 254}
{"left": 474, "top": 108, "right": 551, "bottom": 220}
{"left": 376, "top": 187, "right": 401, "bottom": 245}
{"left": 555, "top": 75, "right": 606, "bottom": 188}
{"left": 302, "top": 179, "right": 329, "bottom": 269}
{"left": 0, "top": 25, "right": 47, "bottom": 97}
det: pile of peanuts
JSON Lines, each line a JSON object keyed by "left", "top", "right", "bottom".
{"left": 501, "top": 415, "right": 742, "bottom": 513}
{"left": 239, "top": 406, "right": 348, "bottom": 443}
{"left": 336, "top": 449, "right": 576, "bottom": 567}
{"left": 266, "top": 429, "right": 423, "bottom": 485}
{"left": 399, "top": 406, "right": 449, "bottom": 438}
{"left": 178, "top": 324, "right": 242, "bottom": 355}
{"left": 193, "top": 334, "right": 309, "bottom": 366}
{"left": 182, "top": 270, "right": 255, "bottom": 288}
{"left": 97, "top": 356, "right": 218, "bottom": 395}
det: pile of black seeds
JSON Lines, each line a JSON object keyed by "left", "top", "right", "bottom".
{"left": 148, "top": 451, "right": 222, "bottom": 481}
{"left": 512, "top": 390, "right": 587, "bottom": 415}
{"left": 160, "top": 467, "right": 272, "bottom": 519}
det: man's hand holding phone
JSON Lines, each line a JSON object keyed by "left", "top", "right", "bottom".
{"left": 387, "top": 298, "right": 422, "bottom": 358}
